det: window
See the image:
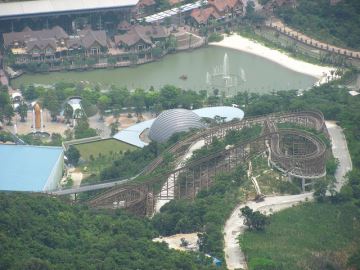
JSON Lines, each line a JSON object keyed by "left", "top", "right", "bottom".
{"left": 91, "top": 47, "right": 99, "bottom": 54}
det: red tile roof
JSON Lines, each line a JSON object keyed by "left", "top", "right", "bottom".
{"left": 190, "top": 7, "right": 220, "bottom": 24}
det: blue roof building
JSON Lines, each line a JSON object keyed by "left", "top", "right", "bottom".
{"left": 0, "top": 144, "right": 64, "bottom": 192}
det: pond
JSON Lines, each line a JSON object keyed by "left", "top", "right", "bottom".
{"left": 12, "top": 46, "right": 317, "bottom": 94}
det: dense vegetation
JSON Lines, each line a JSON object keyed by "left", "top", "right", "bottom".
{"left": 0, "top": 193, "right": 216, "bottom": 270}
{"left": 152, "top": 167, "right": 247, "bottom": 261}
{"left": 276, "top": 0, "right": 360, "bottom": 50}
{"left": 152, "top": 126, "right": 263, "bottom": 260}
{"left": 240, "top": 202, "right": 360, "bottom": 270}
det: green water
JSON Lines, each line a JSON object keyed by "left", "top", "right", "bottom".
{"left": 12, "top": 46, "right": 317, "bottom": 93}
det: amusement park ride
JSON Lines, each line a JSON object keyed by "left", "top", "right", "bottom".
{"left": 74, "top": 111, "right": 329, "bottom": 216}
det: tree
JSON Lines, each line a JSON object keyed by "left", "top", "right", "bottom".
{"left": 63, "top": 103, "right": 73, "bottom": 124}
{"left": 110, "top": 120, "right": 119, "bottom": 136}
{"left": 38, "top": 63, "right": 50, "bottom": 73}
{"left": 107, "top": 56, "right": 117, "bottom": 67}
{"left": 74, "top": 118, "right": 97, "bottom": 139}
{"left": 97, "top": 95, "right": 110, "bottom": 120}
{"left": 4, "top": 104, "right": 14, "bottom": 125}
{"left": 240, "top": 206, "right": 269, "bottom": 231}
{"left": 65, "top": 146, "right": 80, "bottom": 166}
{"left": 17, "top": 102, "right": 28, "bottom": 122}
{"left": 151, "top": 47, "right": 163, "bottom": 59}
{"left": 43, "top": 91, "right": 61, "bottom": 121}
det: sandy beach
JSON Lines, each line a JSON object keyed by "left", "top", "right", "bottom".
{"left": 210, "top": 34, "right": 336, "bottom": 85}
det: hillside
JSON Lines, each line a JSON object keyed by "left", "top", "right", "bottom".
{"left": 276, "top": 0, "right": 360, "bottom": 50}
{"left": 0, "top": 193, "right": 215, "bottom": 270}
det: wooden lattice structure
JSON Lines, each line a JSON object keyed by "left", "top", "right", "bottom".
{"left": 87, "top": 111, "right": 328, "bottom": 215}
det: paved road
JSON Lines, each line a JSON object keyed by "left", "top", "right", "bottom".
{"left": 224, "top": 193, "right": 313, "bottom": 270}
{"left": 224, "top": 122, "right": 352, "bottom": 270}
{"left": 325, "top": 121, "right": 353, "bottom": 191}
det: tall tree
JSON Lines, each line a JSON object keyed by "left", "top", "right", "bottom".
{"left": 97, "top": 95, "right": 111, "bottom": 120}
{"left": 63, "top": 103, "right": 73, "bottom": 124}
{"left": 43, "top": 91, "right": 61, "bottom": 121}
{"left": 17, "top": 102, "right": 28, "bottom": 122}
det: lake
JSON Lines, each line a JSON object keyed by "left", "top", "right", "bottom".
{"left": 12, "top": 46, "right": 317, "bottom": 94}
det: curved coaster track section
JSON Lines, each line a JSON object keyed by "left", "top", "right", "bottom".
{"left": 87, "top": 111, "right": 328, "bottom": 216}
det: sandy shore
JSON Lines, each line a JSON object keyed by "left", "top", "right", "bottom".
{"left": 210, "top": 34, "right": 336, "bottom": 85}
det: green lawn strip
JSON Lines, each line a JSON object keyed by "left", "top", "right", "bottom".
{"left": 74, "top": 138, "right": 136, "bottom": 161}
{"left": 240, "top": 202, "right": 360, "bottom": 269}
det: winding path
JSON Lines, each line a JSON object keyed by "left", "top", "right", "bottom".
{"left": 223, "top": 122, "right": 352, "bottom": 270}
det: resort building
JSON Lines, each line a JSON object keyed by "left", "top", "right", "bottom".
{"left": 0, "top": 144, "right": 64, "bottom": 192}
{"left": 2, "top": 26, "right": 107, "bottom": 64}
{"left": 114, "top": 25, "right": 169, "bottom": 54}
{"left": 189, "top": 0, "right": 244, "bottom": 26}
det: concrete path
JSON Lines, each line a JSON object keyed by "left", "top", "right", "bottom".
{"left": 224, "top": 122, "right": 352, "bottom": 270}
{"left": 224, "top": 193, "right": 313, "bottom": 270}
{"left": 325, "top": 121, "right": 352, "bottom": 191}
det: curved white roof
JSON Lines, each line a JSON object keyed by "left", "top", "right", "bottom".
{"left": 149, "top": 109, "right": 206, "bottom": 143}
{"left": 193, "top": 106, "right": 244, "bottom": 121}
{"left": 0, "top": 0, "right": 138, "bottom": 19}
{"left": 113, "top": 106, "right": 245, "bottom": 147}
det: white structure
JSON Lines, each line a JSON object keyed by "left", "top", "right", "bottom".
{"left": 114, "top": 106, "right": 245, "bottom": 147}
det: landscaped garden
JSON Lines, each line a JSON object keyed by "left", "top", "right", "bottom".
{"left": 74, "top": 138, "right": 136, "bottom": 161}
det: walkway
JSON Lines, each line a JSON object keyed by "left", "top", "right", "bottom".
{"left": 325, "top": 121, "right": 352, "bottom": 191}
{"left": 51, "top": 177, "right": 134, "bottom": 195}
{"left": 267, "top": 18, "right": 360, "bottom": 59}
{"left": 223, "top": 122, "right": 352, "bottom": 270}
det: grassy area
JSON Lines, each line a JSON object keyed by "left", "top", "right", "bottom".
{"left": 74, "top": 138, "right": 136, "bottom": 161}
{"left": 240, "top": 202, "right": 360, "bottom": 270}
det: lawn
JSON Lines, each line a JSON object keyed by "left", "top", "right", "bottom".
{"left": 240, "top": 202, "right": 360, "bottom": 270}
{"left": 74, "top": 138, "right": 136, "bottom": 161}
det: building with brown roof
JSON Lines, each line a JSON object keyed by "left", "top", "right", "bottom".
{"left": 208, "top": 0, "right": 244, "bottom": 16}
{"left": 2, "top": 26, "right": 108, "bottom": 64}
{"left": 189, "top": 7, "right": 221, "bottom": 26}
{"left": 189, "top": 0, "right": 243, "bottom": 26}
{"left": 117, "top": 21, "right": 132, "bottom": 33}
{"left": 78, "top": 28, "right": 108, "bottom": 56}
{"left": 114, "top": 25, "right": 169, "bottom": 53}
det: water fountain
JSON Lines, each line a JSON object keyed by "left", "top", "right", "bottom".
{"left": 206, "top": 53, "right": 245, "bottom": 95}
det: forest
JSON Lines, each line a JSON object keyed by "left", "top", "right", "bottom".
{"left": 276, "top": 0, "right": 360, "bottom": 50}
{"left": 0, "top": 193, "right": 217, "bottom": 270}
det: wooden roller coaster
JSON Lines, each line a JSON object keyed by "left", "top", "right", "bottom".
{"left": 87, "top": 111, "right": 328, "bottom": 216}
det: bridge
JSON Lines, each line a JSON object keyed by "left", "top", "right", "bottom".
{"left": 54, "top": 111, "right": 329, "bottom": 216}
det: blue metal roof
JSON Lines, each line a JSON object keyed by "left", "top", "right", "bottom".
{"left": 0, "top": 144, "right": 63, "bottom": 192}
